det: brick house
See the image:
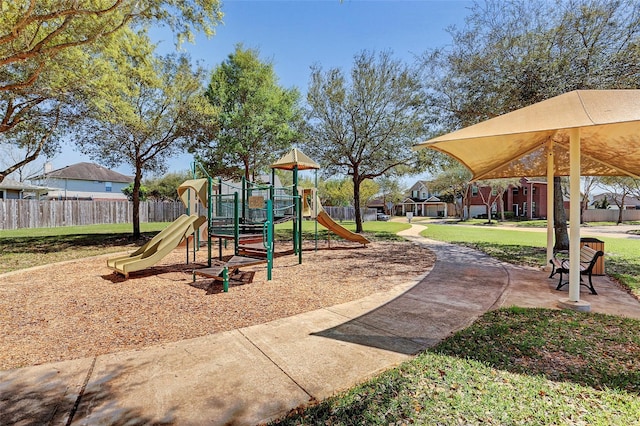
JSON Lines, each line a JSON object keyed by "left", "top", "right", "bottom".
{"left": 467, "top": 178, "right": 550, "bottom": 219}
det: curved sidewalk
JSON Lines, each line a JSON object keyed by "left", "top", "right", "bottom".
{"left": 2, "top": 224, "right": 639, "bottom": 425}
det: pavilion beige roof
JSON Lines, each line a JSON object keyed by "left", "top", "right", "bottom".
{"left": 414, "top": 90, "right": 640, "bottom": 180}
{"left": 271, "top": 148, "right": 320, "bottom": 171}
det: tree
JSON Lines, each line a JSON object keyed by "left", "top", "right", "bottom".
{"left": 0, "top": 0, "right": 223, "bottom": 184}
{"left": 318, "top": 178, "right": 353, "bottom": 207}
{"left": 422, "top": 0, "right": 640, "bottom": 249}
{"left": 122, "top": 182, "right": 148, "bottom": 202}
{"left": 376, "top": 177, "right": 406, "bottom": 215}
{"left": 471, "top": 179, "right": 518, "bottom": 224}
{"left": 580, "top": 176, "right": 599, "bottom": 223}
{"left": 304, "top": 50, "right": 427, "bottom": 232}
{"left": 0, "top": 45, "right": 85, "bottom": 183}
{"left": 192, "top": 45, "right": 302, "bottom": 181}
{"left": 144, "top": 171, "right": 193, "bottom": 201}
{"left": 596, "top": 176, "right": 637, "bottom": 224}
{"left": 429, "top": 165, "right": 473, "bottom": 219}
{"left": 0, "top": 0, "right": 222, "bottom": 92}
{"left": 74, "top": 31, "right": 217, "bottom": 238}
{"left": 0, "top": 143, "right": 47, "bottom": 181}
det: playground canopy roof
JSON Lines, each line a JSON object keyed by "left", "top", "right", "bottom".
{"left": 271, "top": 148, "right": 320, "bottom": 171}
{"left": 414, "top": 90, "right": 640, "bottom": 180}
{"left": 177, "top": 179, "right": 208, "bottom": 209}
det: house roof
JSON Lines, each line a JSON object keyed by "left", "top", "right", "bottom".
{"left": 32, "top": 162, "right": 133, "bottom": 183}
{"left": 0, "top": 177, "right": 50, "bottom": 192}
{"left": 43, "top": 190, "right": 129, "bottom": 200}
{"left": 408, "top": 180, "right": 430, "bottom": 192}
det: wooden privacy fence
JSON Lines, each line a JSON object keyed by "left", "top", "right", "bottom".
{"left": 582, "top": 209, "right": 640, "bottom": 222}
{"left": 0, "top": 200, "right": 186, "bottom": 230}
{"left": 323, "top": 206, "right": 377, "bottom": 222}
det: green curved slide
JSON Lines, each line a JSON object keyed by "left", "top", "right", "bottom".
{"left": 107, "top": 214, "right": 206, "bottom": 278}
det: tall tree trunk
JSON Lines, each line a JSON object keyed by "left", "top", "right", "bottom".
{"left": 486, "top": 202, "right": 492, "bottom": 224}
{"left": 132, "top": 167, "right": 142, "bottom": 239}
{"left": 618, "top": 194, "right": 625, "bottom": 224}
{"left": 352, "top": 173, "right": 363, "bottom": 233}
{"left": 553, "top": 177, "right": 569, "bottom": 251}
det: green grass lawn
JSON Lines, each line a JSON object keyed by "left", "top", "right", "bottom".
{"left": 275, "top": 219, "right": 411, "bottom": 242}
{"left": 0, "top": 223, "right": 168, "bottom": 274}
{"left": 272, "top": 307, "right": 640, "bottom": 425}
{"left": 0, "top": 220, "right": 407, "bottom": 274}
{"left": 420, "top": 223, "right": 640, "bottom": 298}
{"left": 4, "top": 219, "right": 640, "bottom": 424}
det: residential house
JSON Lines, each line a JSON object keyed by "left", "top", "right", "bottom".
{"left": 396, "top": 180, "right": 448, "bottom": 217}
{"left": 366, "top": 198, "right": 386, "bottom": 214}
{"left": 467, "top": 177, "right": 550, "bottom": 219}
{"left": 591, "top": 193, "right": 640, "bottom": 210}
{"left": 0, "top": 177, "right": 50, "bottom": 200}
{"left": 30, "top": 162, "right": 133, "bottom": 201}
{"left": 504, "top": 178, "right": 549, "bottom": 219}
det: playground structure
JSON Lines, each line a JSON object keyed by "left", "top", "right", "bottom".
{"left": 108, "top": 148, "right": 369, "bottom": 288}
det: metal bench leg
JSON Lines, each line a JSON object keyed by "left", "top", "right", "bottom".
{"left": 556, "top": 270, "right": 566, "bottom": 290}
{"left": 585, "top": 273, "right": 598, "bottom": 295}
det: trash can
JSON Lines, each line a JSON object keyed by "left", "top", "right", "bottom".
{"left": 580, "top": 237, "right": 605, "bottom": 275}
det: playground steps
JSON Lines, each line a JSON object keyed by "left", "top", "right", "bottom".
{"left": 238, "top": 244, "right": 268, "bottom": 258}
{"left": 238, "top": 243, "right": 294, "bottom": 258}
{"left": 193, "top": 256, "right": 267, "bottom": 287}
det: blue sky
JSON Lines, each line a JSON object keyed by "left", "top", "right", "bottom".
{"left": 56, "top": 0, "right": 473, "bottom": 180}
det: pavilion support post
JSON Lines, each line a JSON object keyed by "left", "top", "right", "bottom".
{"left": 546, "top": 140, "right": 554, "bottom": 268}
{"left": 558, "top": 128, "right": 590, "bottom": 312}
{"left": 569, "top": 128, "right": 581, "bottom": 302}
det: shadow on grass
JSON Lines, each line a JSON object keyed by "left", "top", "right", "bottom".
{"left": 0, "top": 232, "right": 158, "bottom": 256}
{"left": 433, "top": 307, "right": 640, "bottom": 395}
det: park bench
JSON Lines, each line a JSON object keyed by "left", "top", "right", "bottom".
{"left": 549, "top": 245, "right": 604, "bottom": 295}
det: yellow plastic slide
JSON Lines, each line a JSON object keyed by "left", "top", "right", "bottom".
{"left": 316, "top": 211, "right": 370, "bottom": 245}
{"left": 108, "top": 214, "right": 206, "bottom": 278}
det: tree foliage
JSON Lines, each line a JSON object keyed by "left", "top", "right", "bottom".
{"left": 596, "top": 176, "right": 639, "bottom": 224}
{"left": 318, "top": 178, "right": 353, "bottom": 207}
{"left": 429, "top": 165, "right": 473, "bottom": 218}
{"left": 0, "top": 0, "right": 222, "bottom": 184}
{"left": 192, "top": 45, "right": 302, "bottom": 182}
{"left": 422, "top": 0, "right": 640, "bottom": 248}
{"left": 376, "top": 177, "right": 406, "bottom": 215}
{"left": 144, "top": 171, "right": 193, "bottom": 201}
{"left": 0, "top": 0, "right": 222, "bottom": 92}
{"left": 304, "top": 50, "right": 427, "bottom": 232}
{"left": 74, "top": 31, "right": 216, "bottom": 237}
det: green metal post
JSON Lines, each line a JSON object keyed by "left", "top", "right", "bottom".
{"left": 223, "top": 267, "right": 229, "bottom": 292}
{"left": 207, "top": 176, "right": 213, "bottom": 267}
{"left": 234, "top": 191, "right": 239, "bottom": 256}
{"left": 297, "top": 195, "right": 302, "bottom": 264}
{"left": 292, "top": 166, "right": 298, "bottom": 254}
{"left": 314, "top": 169, "right": 318, "bottom": 251}
{"left": 270, "top": 183, "right": 275, "bottom": 248}
{"left": 264, "top": 199, "right": 274, "bottom": 280}
{"left": 241, "top": 176, "right": 246, "bottom": 224}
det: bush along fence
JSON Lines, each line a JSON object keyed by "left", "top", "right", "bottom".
{"left": 0, "top": 200, "right": 186, "bottom": 230}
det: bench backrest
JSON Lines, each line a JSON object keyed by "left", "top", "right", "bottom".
{"left": 580, "top": 245, "right": 604, "bottom": 271}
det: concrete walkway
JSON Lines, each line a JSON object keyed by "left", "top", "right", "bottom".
{"left": 2, "top": 224, "right": 640, "bottom": 425}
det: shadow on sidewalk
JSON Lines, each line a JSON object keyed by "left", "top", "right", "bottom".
{"left": 312, "top": 243, "right": 511, "bottom": 354}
